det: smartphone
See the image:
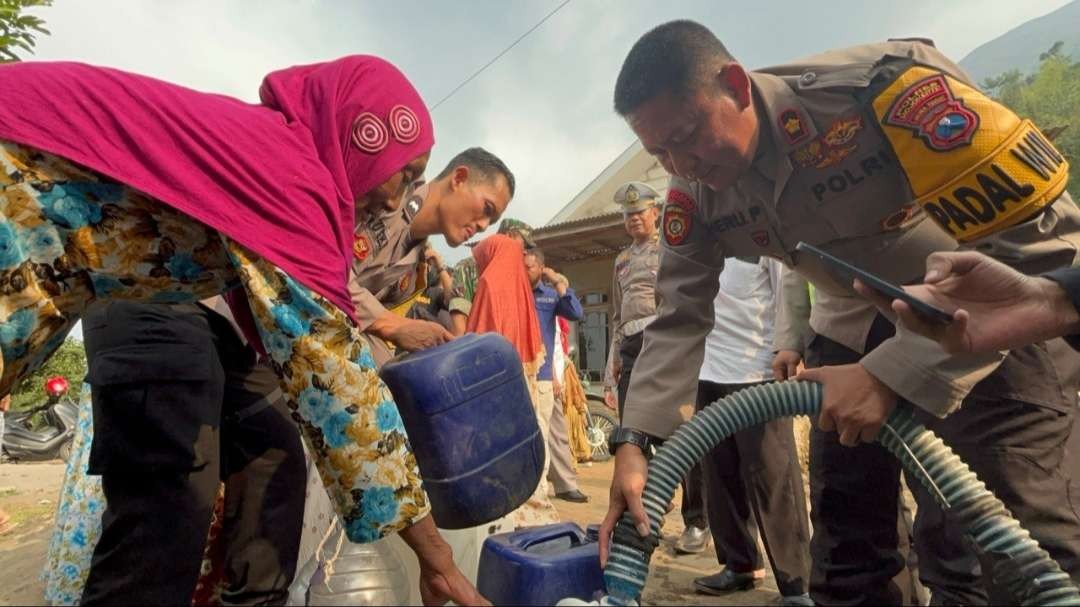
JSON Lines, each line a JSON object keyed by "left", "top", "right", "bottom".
{"left": 795, "top": 242, "right": 954, "bottom": 326}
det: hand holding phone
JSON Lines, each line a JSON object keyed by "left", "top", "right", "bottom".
{"left": 857, "top": 250, "right": 1078, "bottom": 355}
{"left": 795, "top": 242, "right": 954, "bottom": 326}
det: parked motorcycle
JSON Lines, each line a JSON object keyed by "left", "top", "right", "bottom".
{"left": 579, "top": 372, "right": 617, "bottom": 463}
{"left": 1, "top": 376, "right": 79, "bottom": 463}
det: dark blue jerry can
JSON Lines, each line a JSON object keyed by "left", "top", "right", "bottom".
{"left": 379, "top": 333, "right": 543, "bottom": 529}
{"left": 477, "top": 523, "right": 606, "bottom": 606}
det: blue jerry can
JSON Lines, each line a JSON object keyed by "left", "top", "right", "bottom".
{"left": 380, "top": 333, "right": 544, "bottom": 529}
{"left": 476, "top": 523, "right": 606, "bottom": 606}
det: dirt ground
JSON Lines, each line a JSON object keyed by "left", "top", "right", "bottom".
{"left": 0, "top": 461, "right": 65, "bottom": 607}
{"left": 0, "top": 456, "right": 787, "bottom": 607}
{"left": 565, "top": 459, "right": 787, "bottom": 606}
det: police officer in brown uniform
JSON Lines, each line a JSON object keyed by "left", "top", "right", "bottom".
{"left": 350, "top": 147, "right": 514, "bottom": 365}
{"left": 604, "top": 181, "right": 716, "bottom": 554}
{"left": 603, "top": 181, "right": 662, "bottom": 418}
{"left": 600, "top": 21, "right": 1080, "bottom": 606}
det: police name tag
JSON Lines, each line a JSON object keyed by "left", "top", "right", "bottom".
{"left": 873, "top": 66, "right": 1069, "bottom": 242}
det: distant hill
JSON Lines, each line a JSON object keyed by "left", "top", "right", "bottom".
{"left": 960, "top": 0, "right": 1080, "bottom": 84}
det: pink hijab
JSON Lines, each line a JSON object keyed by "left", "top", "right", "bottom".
{"left": 0, "top": 56, "right": 433, "bottom": 318}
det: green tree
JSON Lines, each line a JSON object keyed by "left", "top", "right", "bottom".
{"left": 982, "top": 42, "right": 1080, "bottom": 201}
{"left": 11, "top": 338, "right": 87, "bottom": 410}
{"left": 0, "top": 0, "right": 51, "bottom": 62}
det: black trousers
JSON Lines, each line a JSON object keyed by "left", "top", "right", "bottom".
{"left": 616, "top": 331, "right": 644, "bottom": 422}
{"left": 80, "top": 301, "right": 306, "bottom": 607}
{"left": 806, "top": 316, "right": 1080, "bottom": 606}
{"left": 680, "top": 456, "right": 711, "bottom": 532}
{"left": 682, "top": 380, "right": 811, "bottom": 596}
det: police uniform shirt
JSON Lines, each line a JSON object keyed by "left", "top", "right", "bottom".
{"left": 348, "top": 184, "right": 428, "bottom": 329}
{"left": 624, "top": 39, "right": 1080, "bottom": 439}
{"left": 603, "top": 233, "right": 660, "bottom": 390}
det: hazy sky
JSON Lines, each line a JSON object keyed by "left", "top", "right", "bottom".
{"left": 24, "top": 1, "right": 1072, "bottom": 338}
{"left": 26, "top": 1, "right": 1072, "bottom": 252}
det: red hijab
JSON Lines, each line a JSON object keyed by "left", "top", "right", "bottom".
{"left": 467, "top": 235, "right": 545, "bottom": 375}
{"left": 558, "top": 317, "right": 571, "bottom": 355}
{"left": 0, "top": 56, "right": 433, "bottom": 319}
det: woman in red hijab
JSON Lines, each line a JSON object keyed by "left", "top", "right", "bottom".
{"left": 467, "top": 234, "right": 560, "bottom": 528}
{"left": 0, "top": 57, "right": 488, "bottom": 604}
{"left": 467, "top": 235, "right": 545, "bottom": 377}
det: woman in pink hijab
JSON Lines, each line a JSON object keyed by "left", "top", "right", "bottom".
{"left": 0, "top": 57, "right": 487, "bottom": 605}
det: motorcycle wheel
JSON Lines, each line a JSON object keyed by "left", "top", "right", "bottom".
{"left": 584, "top": 401, "right": 617, "bottom": 463}
{"left": 58, "top": 439, "right": 73, "bottom": 463}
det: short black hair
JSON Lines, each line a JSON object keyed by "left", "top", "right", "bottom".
{"left": 436, "top": 147, "right": 516, "bottom": 197}
{"left": 524, "top": 248, "right": 545, "bottom": 265}
{"left": 614, "top": 20, "right": 734, "bottom": 117}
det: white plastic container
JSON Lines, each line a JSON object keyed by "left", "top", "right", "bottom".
{"left": 306, "top": 527, "right": 409, "bottom": 606}
{"left": 288, "top": 453, "right": 512, "bottom": 606}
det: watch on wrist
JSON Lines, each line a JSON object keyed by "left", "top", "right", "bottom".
{"left": 608, "top": 426, "right": 654, "bottom": 457}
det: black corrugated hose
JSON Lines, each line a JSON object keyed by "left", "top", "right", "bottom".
{"left": 601, "top": 381, "right": 1080, "bottom": 606}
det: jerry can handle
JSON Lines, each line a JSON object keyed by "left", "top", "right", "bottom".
{"left": 521, "top": 529, "right": 582, "bottom": 551}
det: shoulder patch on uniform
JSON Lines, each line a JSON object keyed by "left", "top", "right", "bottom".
{"left": 883, "top": 73, "right": 979, "bottom": 152}
{"left": 873, "top": 65, "right": 1068, "bottom": 242}
{"left": 663, "top": 187, "right": 696, "bottom": 245}
{"left": 779, "top": 109, "right": 809, "bottom": 145}
{"left": 353, "top": 234, "right": 372, "bottom": 261}
{"left": 791, "top": 115, "right": 863, "bottom": 169}
{"left": 666, "top": 188, "right": 696, "bottom": 212}
{"left": 663, "top": 204, "right": 692, "bottom": 246}
{"left": 403, "top": 195, "right": 422, "bottom": 221}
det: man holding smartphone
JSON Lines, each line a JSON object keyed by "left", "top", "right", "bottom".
{"left": 601, "top": 21, "right": 1080, "bottom": 605}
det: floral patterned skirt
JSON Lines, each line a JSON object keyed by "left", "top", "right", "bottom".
{"left": 0, "top": 141, "right": 428, "bottom": 543}
{"left": 41, "top": 386, "right": 103, "bottom": 606}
